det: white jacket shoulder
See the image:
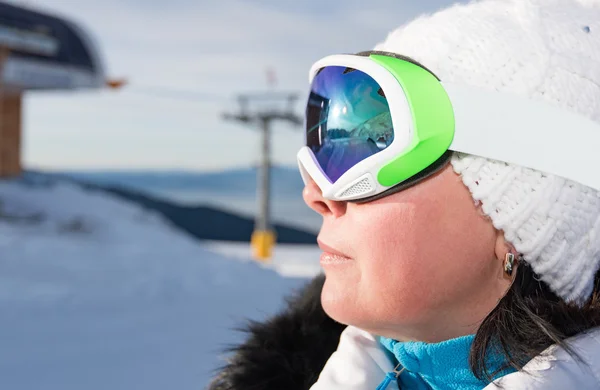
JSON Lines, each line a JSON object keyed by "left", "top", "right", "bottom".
{"left": 485, "top": 328, "right": 600, "bottom": 389}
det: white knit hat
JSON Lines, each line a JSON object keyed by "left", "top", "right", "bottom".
{"left": 375, "top": 0, "right": 600, "bottom": 303}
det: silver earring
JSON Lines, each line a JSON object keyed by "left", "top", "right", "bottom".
{"left": 504, "top": 253, "right": 515, "bottom": 276}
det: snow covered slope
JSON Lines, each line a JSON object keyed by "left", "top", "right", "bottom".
{"left": 0, "top": 176, "right": 318, "bottom": 389}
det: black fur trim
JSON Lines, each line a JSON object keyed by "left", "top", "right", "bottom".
{"left": 207, "top": 275, "right": 347, "bottom": 390}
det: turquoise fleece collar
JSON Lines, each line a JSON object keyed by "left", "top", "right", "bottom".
{"left": 379, "top": 335, "right": 516, "bottom": 390}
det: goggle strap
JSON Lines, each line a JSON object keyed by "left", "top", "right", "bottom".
{"left": 445, "top": 82, "right": 600, "bottom": 191}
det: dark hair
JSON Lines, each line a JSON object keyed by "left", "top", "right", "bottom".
{"left": 470, "top": 259, "right": 600, "bottom": 381}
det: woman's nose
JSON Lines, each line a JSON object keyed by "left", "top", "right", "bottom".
{"left": 302, "top": 178, "right": 347, "bottom": 218}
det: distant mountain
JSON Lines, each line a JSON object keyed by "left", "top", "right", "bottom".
{"left": 35, "top": 165, "right": 322, "bottom": 234}
{"left": 54, "top": 166, "right": 305, "bottom": 197}
{"left": 96, "top": 185, "right": 318, "bottom": 244}
{"left": 24, "top": 170, "right": 318, "bottom": 244}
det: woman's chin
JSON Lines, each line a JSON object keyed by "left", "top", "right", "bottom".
{"left": 320, "top": 274, "right": 363, "bottom": 326}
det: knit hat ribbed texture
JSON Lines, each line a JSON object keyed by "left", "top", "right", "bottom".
{"left": 375, "top": 0, "right": 600, "bottom": 303}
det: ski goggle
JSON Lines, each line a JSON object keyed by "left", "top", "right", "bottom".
{"left": 297, "top": 51, "right": 600, "bottom": 202}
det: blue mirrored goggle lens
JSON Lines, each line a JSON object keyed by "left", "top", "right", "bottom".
{"left": 306, "top": 66, "right": 394, "bottom": 183}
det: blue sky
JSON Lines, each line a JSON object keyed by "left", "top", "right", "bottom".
{"left": 12, "top": 0, "right": 466, "bottom": 171}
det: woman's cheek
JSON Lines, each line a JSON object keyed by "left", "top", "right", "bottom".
{"left": 354, "top": 205, "right": 434, "bottom": 315}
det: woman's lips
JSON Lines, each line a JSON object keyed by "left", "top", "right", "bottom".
{"left": 317, "top": 240, "right": 353, "bottom": 267}
{"left": 320, "top": 252, "right": 353, "bottom": 266}
{"left": 317, "top": 240, "right": 350, "bottom": 258}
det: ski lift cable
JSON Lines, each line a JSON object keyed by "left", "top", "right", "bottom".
{"left": 123, "top": 85, "right": 228, "bottom": 102}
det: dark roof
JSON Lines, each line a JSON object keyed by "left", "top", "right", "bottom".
{"left": 0, "top": 1, "right": 104, "bottom": 89}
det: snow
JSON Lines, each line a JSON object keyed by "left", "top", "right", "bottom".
{"left": 204, "top": 241, "right": 322, "bottom": 278}
{"left": 0, "top": 176, "right": 322, "bottom": 389}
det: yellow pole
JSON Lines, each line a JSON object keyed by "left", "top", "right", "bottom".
{"left": 251, "top": 229, "right": 277, "bottom": 262}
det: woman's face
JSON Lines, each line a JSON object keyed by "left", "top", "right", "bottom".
{"left": 303, "top": 163, "right": 512, "bottom": 343}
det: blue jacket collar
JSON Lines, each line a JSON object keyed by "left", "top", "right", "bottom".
{"left": 379, "top": 335, "right": 515, "bottom": 389}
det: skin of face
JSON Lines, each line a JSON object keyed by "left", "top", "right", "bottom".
{"left": 303, "top": 163, "right": 514, "bottom": 343}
